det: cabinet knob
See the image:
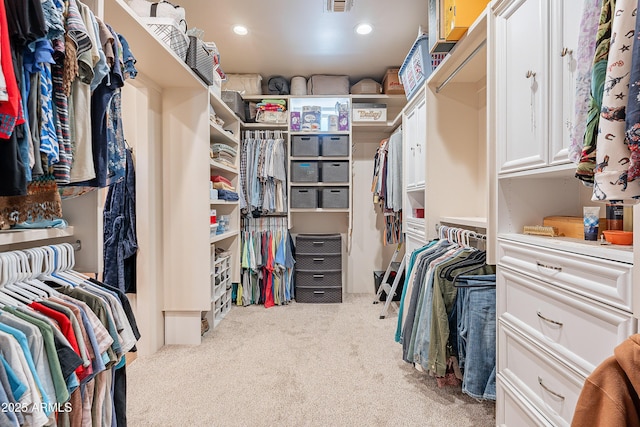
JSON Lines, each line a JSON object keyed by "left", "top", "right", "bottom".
{"left": 525, "top": 70, "right": 536, "bottom": 79}
{"left": 560, "top": 47, "right": 573, "bottom": 57}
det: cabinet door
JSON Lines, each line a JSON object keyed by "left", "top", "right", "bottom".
{"left": 414, "top": 96, "right": 427, "bottom": 187}
{"left": 495, "top": 0, "right": 548, "bottom": 173}
{"left": 549, "top": 0, "right": 583, "bottom": 165}
{"left": 404, "top": 105, "right": 418, "bottom": 188}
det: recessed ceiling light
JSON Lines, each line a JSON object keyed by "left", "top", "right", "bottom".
{"left": 356, "top": 23, "right": 373, "bottom": 35}
{"left": 233, "top": 25, "right": 248, "bottom": 36}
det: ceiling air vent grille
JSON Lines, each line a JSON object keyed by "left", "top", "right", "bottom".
{"left": 327, "top": 0, "right": 353, "bottom": 12}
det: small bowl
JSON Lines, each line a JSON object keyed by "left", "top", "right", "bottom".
{"left": 603, "top": 230, "right": 633, "bottom": 245}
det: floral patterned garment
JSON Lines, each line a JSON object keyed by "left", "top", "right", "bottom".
{"left": 569, "top": 0, "right": 604, "bottom": 164}
{"left": 575, "top": 0, "right": 615, "bottom": 185}
{"left": 592, "top": 0, "right": 640, "bottom": 202}
{"left": 625, "top": 0, "right": 640, "bottom": 182}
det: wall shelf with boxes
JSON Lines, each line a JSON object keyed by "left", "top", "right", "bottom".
{"left": 288, "top": 98, "right": 352, "bottom": 229}
{"left": 209, "top": 87, "right": 241, "bottom": 330}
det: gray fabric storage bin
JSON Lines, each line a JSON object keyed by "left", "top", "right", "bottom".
{"left": 221, "top": 91, "right": 246, "bottom": 121}
{"left": 295, "top": 270, "right": 342, "bottom": 288}
{"left": 290, "top": 187, "right": 318, "bottom": 208}
{"left": 295, "top": 254, "right": 341, "bottom": 270}
{"left": 320, "top": 161, "right": 349, "bottom": 182}
{"left": 320, "top": 188, "right": 349, "bottom": 209}
{"left": 291, "top": 161, "right": 319, "bottom": 182}
{"left": 321, "top": 135, "right": 349, "bottom": 156}
{"left": 295, "top": 286, "right": 342, "bottom": 303}
{"left": 296, "top": 234, "right": 341, "bottom": 253}
{"left": 292, "top": 135, "right": 320, "bottom": 156}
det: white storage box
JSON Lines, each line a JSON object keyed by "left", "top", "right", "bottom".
{"left": 350, "top": 78, "right": 382, "bottom": 94}
{"left": 222, "top": 73, "right": 263, "bottom": 96}
{"left": 139, "top": 17, "right": 189, "bottom": 61}
{"left": 353, "top": 103, "right": 387, "bottom": 122}
{"left": 307, "top": 75, "right": 350, "bottom": 95}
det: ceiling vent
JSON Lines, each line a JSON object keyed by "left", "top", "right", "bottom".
{"left": 327, "top": 0, "right": 353, "bottom": 12}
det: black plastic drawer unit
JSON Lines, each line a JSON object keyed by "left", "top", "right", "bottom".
{"left": 295, "top": 234, "right": 342, "bottom": 303}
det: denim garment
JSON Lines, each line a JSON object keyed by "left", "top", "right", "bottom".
{"left": 104, "top": 149, "right": 138, "bottom": 293}
{"left": 457, "top": 275, "right": 496, "bottom": 400}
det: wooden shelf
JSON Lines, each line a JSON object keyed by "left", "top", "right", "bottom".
{"left": 0, "top": 226, "right": 75, "bottom": 246}
{"left": 104, "top": 0, "right": 205, "bottom": 89}
{"left": 406, "top": 185, "right": 426, "bottom": 193}
{"left": 241, "top": 122, "right": 288, "bottom": 130}
{"left": 289, "top": 131, "right": 350, "bottom": 136}
{"left": 210, "top": 160, "right": 238, "bottom": 174}
{"left": 290, "top": 156, "right": 350, "bottom": 161}
{"left": 499, "top": 233, "right": 633, "bottom": 265}
{"left": 440, "top": 216, "right": 488, "bottom": 229}
{"left": 498, "top": 163, "right": 575, "bottom": 180}
{"left": 290, "top": 208, "right": 349, "bottom": 213}
{"left": 210, "top": 230, "right": 239, "bottom": 243}
{"left": 209, "top": 90, "right": 240, "bottom": 125}
{"left": 290, "top": 182, "right": 349, "bottom": 187}
{"left": 427, "top": 10, "right": 488, "bottom": 91}
{"left": 210, "top": 121, "right": 239, "bottom": 146}
{"left": 210, "top": 200, "right": 239, "bottom": 205}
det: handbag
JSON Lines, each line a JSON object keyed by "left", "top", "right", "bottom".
{"left": 186, "top": 36, "right": 214, "bottom": 86}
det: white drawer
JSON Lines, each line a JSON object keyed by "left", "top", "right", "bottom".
{"left": 497, "top": 373, "right": 554, "bottom": 427}
{"left": 498, "top": 239, "right": 633, "bottom": 311}
{"left": 498, "top": 267, "right": 636, "bottom": 377}
{"left": 498, "top": 320, "right": 585, "bottom": 427}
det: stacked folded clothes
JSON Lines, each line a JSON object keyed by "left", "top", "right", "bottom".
{"left": 211, "top": 175, "right": 235, "bottom": 191}
{"left": 256, "top": 99, "right": 287, "bottom": 113}
{"left": 217, "top": 189, "right": 239, "bottom": 201}
{"left": 210, "top": 143, "right": 237, "bottom": 168}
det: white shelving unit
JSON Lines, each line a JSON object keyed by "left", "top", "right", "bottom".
{"left": 207, "top": 88, "right": 241, "bottom": 331}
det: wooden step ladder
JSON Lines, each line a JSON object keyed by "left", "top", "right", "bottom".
{"left": 373, "top": 244, "right": 406, "bottom": 319}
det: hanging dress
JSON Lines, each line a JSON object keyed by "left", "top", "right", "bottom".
{"left": 591, "top": 0, "right": 640, "bottom": 202}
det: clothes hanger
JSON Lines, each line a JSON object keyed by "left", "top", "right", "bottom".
{"left": 0, "top": 253, "right": 31, "bottom": 305}
{"left": 7, "top": 251, "right": 45, "bottom": 300}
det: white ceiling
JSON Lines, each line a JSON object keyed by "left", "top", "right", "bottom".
{"left": 178, "top": 0, "right": 429, "bottom": 85}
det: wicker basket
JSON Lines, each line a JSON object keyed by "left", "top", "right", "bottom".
{"left": 139, "top": 17, "right": 189, "bottom": 61}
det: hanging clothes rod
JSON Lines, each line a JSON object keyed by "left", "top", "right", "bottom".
{"left": 435, "top": 39, "right": 487, "bottom": 94}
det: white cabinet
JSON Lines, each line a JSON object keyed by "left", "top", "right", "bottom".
{"left": 402, "top": 88, "right": 427, "bottom": 238}
{"left": 403, "top": 90, "right": 427, "bottom": 190}
{"left": 496, "top": 236, "right": 636, "bottom": 424}
{"left": 495, "top": 0, "right": 583, "bottom": 175}
{"left": 495, "top": 0, "right": 549, "bottom": 173}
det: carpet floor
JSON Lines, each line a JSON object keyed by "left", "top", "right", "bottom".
{"left": 126, "top": 294, "right": 495, "bottom": 426}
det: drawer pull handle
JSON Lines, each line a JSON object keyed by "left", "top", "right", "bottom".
{"left": 312, "top": 241, "right": 324, "bottom": 245}
{"left": 536, "top": 311, "right": 563, "bottom": 326}
{"left": 538, "top": 377, "right": 565, "bottom": 400}
{"left": 536, "top": 261, "right": 562, "bottom": 272}
{"left": 313, "top": 258, "right": 325, "bottom": 262}
{"left": 313, "top": 274, "right": 325, "bottom": 278}
{"left": 313, "top": 291, "right": 325, "bottom": 295}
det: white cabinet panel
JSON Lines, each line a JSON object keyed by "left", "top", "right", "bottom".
{"left": 498, "top": 238, "right": 633, "bottom": 311}
{"left": 499, "top": 266, "right": 636, "bottom": 376}
{"left": 549, "top": 0, "right": 584, "bottom": 165}
{"left": 497, "top": 374, "right": 555, "bottom": 427}
{"left": 496, "top": 0, "right": 548, "bottom": 172}
{"left": 403, "top": 92, "right": 427, "bottom": 188}
{"left": 498, "top": 321, "right": 585, "bottom": 427}
{"left": 414, "top": 96, "right": 427, "bottom": 187}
